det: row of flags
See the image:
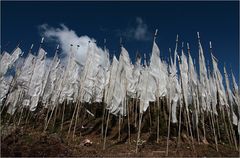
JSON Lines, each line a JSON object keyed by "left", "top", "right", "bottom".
{"left": 0, "top": 32, "right": 239, "bottom": 136}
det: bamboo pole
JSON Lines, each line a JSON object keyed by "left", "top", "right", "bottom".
{"left": 101, "top": 39, "right": 109, "bottom": 140}
{"left": 148, "top": 104, "right": 152, "bottom": 133}
{"left": 177, "top": 99, "right": 182, "bottom": 148}
{"left": 17, "top": 106, "right": 24, "bottom": 126}
{"left": 101, "top": 105, "right": 106, "bottom": 139}
{"left": 60, "top": 100, "right": 66, "bottom": 131}
{"left": 67, "top": 101, "right": 78, "bottom": 138}
{"left": 118, "top": 115, "right": 121, "bottom": 141}
{"left": 177, "top": 54, "right": 195, "bottom": 153}
{"left": 103, "top": 110, "right": 110, "bottom": 150}
{"left": 25, "top": 108, "right": 31, "bottom": 124}
{"left": 215, "top": 114, "right": 221, "bottom": 140}
{"left": 134, "top": 98, "right": 138, "bottom": 128}
{"left": 210, "top": 110, "right": 218, "bottom": 151}
{"left": 187, "top": 43, "right": 200, "bottom": 144}
{"left": 127, "top": 97, "right": 131, "bottom": 143}
{"left": 153, "top": 30, "right": 160, "bottom": 144}
{"left": 26, "top": 39, "right": 45, "bottom": 125}
{"left": 73, "top": 102, "right": 81, "bottom": 139}
{"left": 17, "top": 90, "right": 24, "bottom": 126}
{"left": 166, "top": 98, "right": 172, "bottom": 156}
{"left": 186, "top": 100, "right": 196, "bottom": 153}
{"left": 52, "top": 102, "right": 59, "bottom": 129}
{"left": 193, "top": 94, "right": 200, "bottom": 144}
{"left": 202, "top": 110, "right": 206, "bottom": 143}
{"left": 44, "top": 104, "right": 50, "bottom": 131}
{"left": 44, "top": 105, "right": 55, "bottom": 131}
{"left": 184, "top": 109, "right": 190, "bottom": 137}
{"left": 136, "top": 113, "right": 143, "bottom": 153}
{"left": 226, "top": 110, "right": 238, "bottom": 150}
{"left": 157, "top": 96, "right": 160, "bottom": 143}
{"left": 221, "top": 106, "right": 232, "bottom": 145}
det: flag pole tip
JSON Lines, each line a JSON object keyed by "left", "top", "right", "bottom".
{"left": 197, "top": 32, "right": 200, "bottom": 38}
{"left": 177, "top": 54, "right": 180, "bottom": 60}
{"left": 155, "top": 29, "right": 158, "bottom": 36}
{"left": 187, "top": 43, "right": 190, "bottom": 49}
{"left": 120, "top": 37, "right": 123, "bottom": 47}
{"left": 41, "top": 37, "right": 44, "bottom": 44}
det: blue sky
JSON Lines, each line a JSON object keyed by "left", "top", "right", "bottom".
{"left": 1, "top": 1, "right": 239, "bottom": 83}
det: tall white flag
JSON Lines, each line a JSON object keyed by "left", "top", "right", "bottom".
{"left": 0, "top": 47, "right": 22, "bottom": 77}
{"left": 198, "top": 34, "right": 210, "bottom": 111}
{"left": 211, "top": 53, "right": 227, "bottom": 107}
{"left": 28, "top": 48, "right": 47, "bottom": 111}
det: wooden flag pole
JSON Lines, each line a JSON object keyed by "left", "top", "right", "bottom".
{"left": 47, "top": 44, "right": 71, "bottom": 131}
{"left": 44, "top": 102, "right": 51, "bottom": 131}
{"left": 136, "top": 63, "right": 150, "bottom": 153}
{"left": 101, "top": 38, "right": 107, "bottom": 140}
{"left": 73, "top": 101, "right": 81, "bottom": 139}
{"left": 59, "top": 45, "right": 69, "bottom": 132}
{"left": 118, "top": 115, "right": 121, "bottom": 141}
{"left": 195, "top": 81, "right": 201, "bottom": 144}
{"left": 172, "top": 35, "right": 182, "bottom": 149}
{"left": 211, "top": 46, "right": 232, "bottom": 147}
{"left": 208, "top": 41, "right": 219, "bottom": 151}
{"left": 43, "top": 45, "right": 60, "bottom": 131}
{"left": 127, "top": 96, "right": 131, "bottom": 143}
{"left": 101, "top": 100, "right": 106, "bottom": 140}
{"left": 166, "top": 47, "right": 173, "bottom": 156}
{"left": 136, "top": 113, "right": 143, "bottom": 153}
{"left": 60, "top": 100, "right": 66, "bottom": 131}
{"left": 177, "top": 53, "right": 196, "bottom": 153}
{"left": 197, "top": 32, "right": 208, "bottom": 144}
{"left": 70, "top": 41, "right": 92, "bottom": 138}
{"left": 152, "top": 29, "right": 160, "bottom": 144}
{"left": 26, "top": 38, "right": 45, "bottom": 125}
{"left": 221, "top": 105, "right": 232, "bottom": 145}
{"left": 118, "top": 37, "right": 123, "bottom": 142}
{"left": 44, "top": 105, "right": 55, "bottom": 131}
{"left": 166, "top": 91, "right": 172, "bottom": 156}
{"left": 148, "top": 101, "right": 152, "bottom": 134}
{"left": 17, "top": 90, "right": 25, "bottom": 126}
{"left": 157, "top": 87, "right": 160, "bottom": 143}
{"left": 67, "top": 100, "right": 78, "bottom": 137}
{"left": 187, "top": 43, "right": 200, "bottom": 144}
{"left": 222, "top": 63, "right": 238, "bottom": 150}
{"left": 210, "top": 108, "right": 219, "bottom": 151}
{"left": 134, "top": 98, "right": 138, "bottom": 128}
{"left": 103, "top": 110, "right": 110, "bottom": 150}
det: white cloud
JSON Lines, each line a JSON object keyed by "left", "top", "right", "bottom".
{"left": 123, "top": 17, "right": 152, "bottom": 41}
{"left": 39, "top": 24, "right": 107, "bottom": 67}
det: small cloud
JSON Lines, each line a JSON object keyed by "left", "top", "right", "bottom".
{"left": 122, "top": 17, "right": 152, "bottom": 41}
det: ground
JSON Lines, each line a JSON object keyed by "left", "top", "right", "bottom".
{"left": 1, "top": 103, "right": 239, "bottom": 157}
{"left": 1, "top": 124, "right": 239, "bottom": 157}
